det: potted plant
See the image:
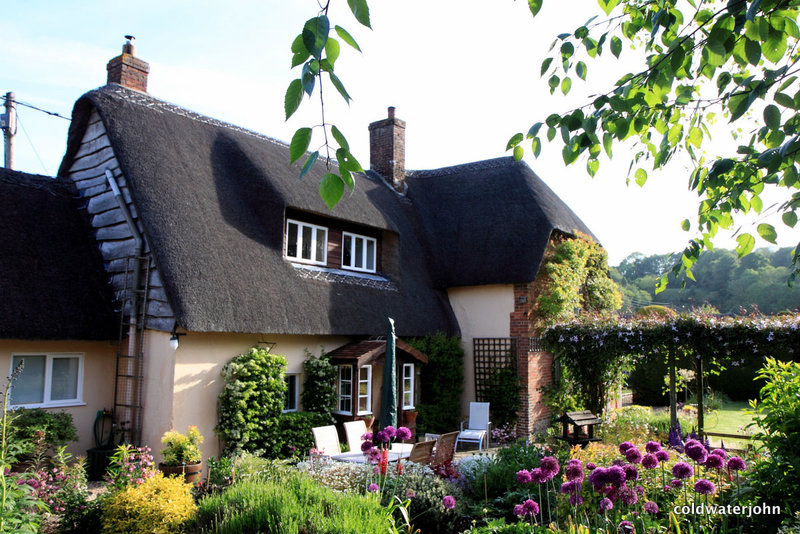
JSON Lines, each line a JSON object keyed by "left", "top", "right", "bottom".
{"left": 158, "top": 425, "right": 203, "bottom": 483}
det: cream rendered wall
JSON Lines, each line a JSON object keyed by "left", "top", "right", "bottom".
{"left": 141, "top": 331, "right": 349, "bottom": 464}
{"left": 445, "top": 285, "right": 515, "bottom": 417}
{"left": 0, "top": 339, "right": 117, "bottom": 457}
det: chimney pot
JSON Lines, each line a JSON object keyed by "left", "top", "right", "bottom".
{"left": 107, "top": 36, "right": 150, "bottom": 92}
{"left": 369, "top": 107, "right": 406, "bottom": 193}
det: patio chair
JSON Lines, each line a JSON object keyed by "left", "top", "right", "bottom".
{"left": 312, "top": 425, "right": 342, "bottom": 456}
{"left": 455, "top": 402, "right": 491, "bottom": 452}
{"left": 408, "top": 439, "right": 435, "bottom": 466}
{"left": 343, "top": 420, "right": 367, "bottom": 453}
{"left": 431, "top": 431, "right": 458, "bottom": 467}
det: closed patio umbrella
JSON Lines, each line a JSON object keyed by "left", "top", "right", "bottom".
{"left": 379, "top": 317, "right": 397, "bottom": 430}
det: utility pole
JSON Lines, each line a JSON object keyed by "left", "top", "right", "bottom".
{"left": 2, "top": 92, "right": 16, "bottom": 169}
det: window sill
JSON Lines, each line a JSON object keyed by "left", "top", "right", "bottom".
{"left": 333, "top": 410, "right": 352, "bottom": 416}
{"left": 11, "top": 401, "right": 87, "bottom": 410}
{"left": 401, "top": 405, "right": 415, "bottom": 410}
{"left": 356, "top": 411, "right": 373, "bottom": 416}
{"left": 282, "top": 408, "right": 298, "bottom": 413}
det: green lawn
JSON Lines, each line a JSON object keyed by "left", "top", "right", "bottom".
{"left": 703, "top": 400, "right": 759, "bottom": 450}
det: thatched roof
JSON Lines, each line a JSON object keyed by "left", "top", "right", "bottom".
{"left": 405, "top": 158, "right": 595, "bottom": 287}
{"left": 0, "top": 168, "right": 117, "bottom": 340}
{"left": 59, "top": 85, "right": 457, "bottom": 337}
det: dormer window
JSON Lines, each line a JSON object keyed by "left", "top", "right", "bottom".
{"left": 342, "top": 232, "right": 376, "bottom": 273}
{"left": 285, "top": 219, "right": 327, "bottom": 265}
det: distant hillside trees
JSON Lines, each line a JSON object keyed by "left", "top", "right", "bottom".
{"left": 612, "top": 248, "right": 800, "bottom": 315}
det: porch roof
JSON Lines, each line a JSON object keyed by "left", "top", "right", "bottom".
{"left": 327, "top": 338, "right": 428, "bottom": 367}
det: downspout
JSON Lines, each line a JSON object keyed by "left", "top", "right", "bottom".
{"left": 105, "top": 169, "right": 144, "bottom": 357}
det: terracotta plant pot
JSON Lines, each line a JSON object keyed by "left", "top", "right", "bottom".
{"left": 158, "top": 461, "right": 202, "bottom": 484}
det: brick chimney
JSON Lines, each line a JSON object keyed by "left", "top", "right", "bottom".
{"left": 369, "top": 106, "right": 406, "bottom": 193}
{"left": 106, "top": 36, "right": 150, "bottom": 92}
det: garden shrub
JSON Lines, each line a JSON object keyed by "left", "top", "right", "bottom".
{"left": 407, "top": 332, "right": 464, "bottom": 435}
{"left": 260, "top": 411, "right": 332, "bottom": 460}
{"left": 9, "top": 407, "right": 77, "bottom": 453}
{"left": 101, "top": 472, "right": 196, "bottom": 534}
{"left": 627, "top": 355, "right": 670, "bottom": 406}
{"left": 600, "top": 405, "right": 692, "bottom": 444}
{"left": 194, "top": 471, "right": 389, "bottom": 534}
{"left": 217, "top": 346, "right": 287, "bottom": 454}
{"left": 301, "top": 348, "right": 337, "bottom": 414}
{"left": 485, "top": 367, "right": 520, "bottom": 428}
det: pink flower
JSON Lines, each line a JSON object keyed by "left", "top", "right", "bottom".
{"left": 442, "top": 495, "right": 456, "bottom": 509}
{"left": 516, "top": 469, "right": 532, "bottom": 484}
{"left": 368, "top": 483, "right": 379, "bottom": 493}
{"left": 396, "top": 427, "right": 412, "bottom": 441}
{"left": 522, "top": 499, "right": 539, "bottom": 515}
{"left": 513, "top": 504, "right": 526, "bottom": 516}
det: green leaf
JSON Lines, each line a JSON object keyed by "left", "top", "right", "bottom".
{"left": 299, "top": 151, "right": 319, "bottom": 180}
{"left": 655, "top": 274, "right": 669, "bottom": 294}
{"left": 757, "top": 223, "right": 778, "bottom": 244}
{"left": 513, "top": 145, "right": 524, "bottom": 161}
{"left": 531, "top": 137, "right": 542, "bottom": 157}
{"left": 783, "top": 211, "right": 798, "bottom": 228}
{"left": 634, "top": 167, "right": 648, "bottom": 186}
{"left": 325, "top": 38, "right": 340, "bottom": 64}
{"left": 762, "top": 30, "right": 787, "bottom": 63}
{"left": 681, "top": 219, "right": 691, "bottom": 231}
{"left": 764, "top": 105, "right": 781, "bottom": 130}
{"left": 319, "top": 173, "right": 345, "bottom": 209}
{"left": 540, "top": 57, "right": 553, "bottom": 76}
{"left": 291, "top": 35, "right": 310, "bottom": 68}
{"left": 301, "top": 61, "right": 316, "bottom": 96}
{"left": 775, "top": 92, "right": 795, "bottom": 109}
{"left": 561, "top": 77, "right": 572, "bottom": 95}
{"left": 728, "top": 93, "right": 751, "bottom": 122}
{"left": 561, "top": 42, "right": 575, "bottom": 60}
{"left": 744, "top": 38, "right": 761, "bottom": 66}
{"left": 610, "top": 36, "right": 622, "bottom": 58}
{"left": 528, "top": 0, "right": 543, "bottom": 17}
{"left": 329, "top": 73, "right": 352, "bottom": 103}
{"left": 506, "top": 133, "right": 524, "bottom": 150}
{"left": 289, "top": 127, "right": 312, "bottom": 164}
{"left": 335, "top": 26, "right": 361, "bottom": 52}
{"left": 736, "top": 233, "right": 755, "bottom": 257}
{"left": 603, "top": 132, "right": 613, "bottom": 157}
{"left": 527, "top": 122, "right": 543, "bottom": 139}
{"left": 576, "top": 61, "right": 587, "bottom": 80}
{"left": 688, "top": 126, "right": 703, "bottom": 148}
{"left": 336, "top": 147, "right": 363, "bottom": 173}
{"left": 302, "top": 16, "right": 330, "bottom": 60}
{"left": 548, "top": 74, "right": 560, "bottom": 93}
{"left": 331, "top": 125, "right": 349, "bottom": 151}
{"left": 598, "top": 0, "right": 619, "bottom": 16}
{"left": 346, "top": 0, "right": 371, "bottom": 28}
{"left": 284, "top": 79, "right": 304, "bottom": 120}
{"left": 587, "top": 159, "right": 599, "bottom": 177}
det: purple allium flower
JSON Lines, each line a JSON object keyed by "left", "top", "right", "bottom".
{"left": 586, "top": 462, "right": 597, "bottom": 471}
{"left": 560, "top": 480, "right": 582, "bottom": 494}
{"left": 361, "top": 432, "right": 373, "bottom": 441}
{"left": 655, "top": 450, "right": 670, "bottom": 463}
{"left": 442, "top": 495, "right": 456, "bottom": 509}
{"left": 383, "top": 426, "right": 397, "bottom": 439}
{"left": 374, "top": 430, "right": 389, "bottom": 443}
{"left": 600, "top": 497, "right": 613, "bottom": 512}
{"left": 672, "top": 462, "right": 693, "bottom": 479}
{"left": 618, "top": 520, "right": 634, "bottom": 532}
{"left": 530, "top": 467, "right": 545, "bottom": 484}
{"left": 727, "top": 456, "right": 746, "bottom": 472}
{"left": 368, "top": 483, "right": 380, "bottom": 492}
{"left": 644, "top": 501, "right": 659, "bottom": 514}
{"left": 565, "top": 462, "right": 585, "bottom": 481}
{"left": 710, "top": 448, "right": 727, "bottom": 459}
{"left": 620, "top": 486, "right": 638, "bottom": 506}
{"left": 366, "top": 448, "right": 381, "bottom": 463}
{"left": 540, "top": 456, "right": 560, "bottom": 479}
{"left": 513, "top": 504, "right": 525, "bottom": 517}
{"left": 624, "top": 464, "right": 639, "bottom": 481}
{"left": 705, "top": 454, "right": 724, "bottom": 470}
{"left": 670, "top": 478, "right": 683, "bottom": 489}
{"left": 625, "top": 447, "right": 643, "bottom": 464}
{"left": 523, "top": 499, "right": 540, "bottom": 515}
{"left": 589, "top": 467, "right": 608, "bottom": 489}
{"left": 684, "top": 438, "right": 702, "bottom": 450}
{"left": 569, "top": 493, "right": 583, "bottom": 506}
{"left": 686, "top": 444, "right": 708, "bottom": 464}
{"left": 635, "top": 485, "right": 645, "bottom": 496}
{"left": 607, "top": 465, "right": 626, "bottom": 487}
{"left": 516, "top": 469, "right": 532, "bottom": 484}
{"left": 645, "top": 441, "right": 662, "bottom": 453}
{"left": 405, "top": 490, "right": 416, "bottom": 499}
{"left": 642, "top": 453, "right": 658, "bottom": 469}
{"left": 694, "top": 479, "right": 717, "bottom": 495}
{"left": 361, "top": 440, "right": 375, "bottom": 452}
{"left": 396, "top": 426, "right": 412, "bottom": 441}
{"left": 619, "top": 441, "right": 635, "bottom": 454}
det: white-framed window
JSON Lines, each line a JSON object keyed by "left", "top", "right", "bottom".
{"left": 335, "top": 365, "right": 353, "bottom": 414}
{"left": 401, "top": 363, "right": 415, "bottom": 409}
{"left": 283, "top": 374, "right": 299, "bottom": 412}
{"left": 285, "top": 219, "right": 328, "bottom": 265}
{"left": 9, "top": 353, "right": 84, "bottom": 408}
{"left": 357, "top": 366, "right": 372, "bottom": 415}
{"left": 342, "top": 232, "right": 377, "bottom": 273}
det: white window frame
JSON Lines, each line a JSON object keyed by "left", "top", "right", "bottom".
{"left": 401, "top": 363, "right": 415, "bottom": 409}
{"left": 356, "top": 365, "right": 372, "bottom": 416}
{"left": 341, "top": 232, "right": 377, "bottom": 273}
{"left": 335, "top": 365, "right": 353, "bottom": 415}
{"left": 285, "top": 219, "right": 328, "bottom": 266}
{"left": 283, "top": 374, "right": 299, "bottom": 413}
{"left": 9, "top": 353, "right": 85, "bottom": 408}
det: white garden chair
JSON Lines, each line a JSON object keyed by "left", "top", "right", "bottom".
{"left": 455, "top": 402, "right": 491, "bottom": 452}
{"left": 343, "top": 420, "right": 367, "bottom": 453}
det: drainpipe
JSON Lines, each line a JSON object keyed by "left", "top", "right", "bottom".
{"left": 105, "top": 169, "right": 144, "bottom": 355}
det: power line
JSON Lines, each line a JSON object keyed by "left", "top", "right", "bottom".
{"left": 1, "top": 93, "right": 71, "bottom": 121}
{"left": 16, "top": 113, "right": 49, "bottom": 175}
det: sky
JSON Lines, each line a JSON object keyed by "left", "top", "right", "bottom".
{"left": 1, "top": 0, "right": 796, "bottom": 267}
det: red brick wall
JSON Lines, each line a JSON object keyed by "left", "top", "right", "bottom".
{"left": 368, "top": 109, "right": 406, "bottom": 191}
{"left": 106, "top": 54, "right": 150, "bottom": 92}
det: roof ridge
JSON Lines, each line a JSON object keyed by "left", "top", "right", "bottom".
{"left": 98, "top": 84, "right": 289, "bottom": 150}
{"left": 406, "top": 156, "right": 516, "bottom": 178}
